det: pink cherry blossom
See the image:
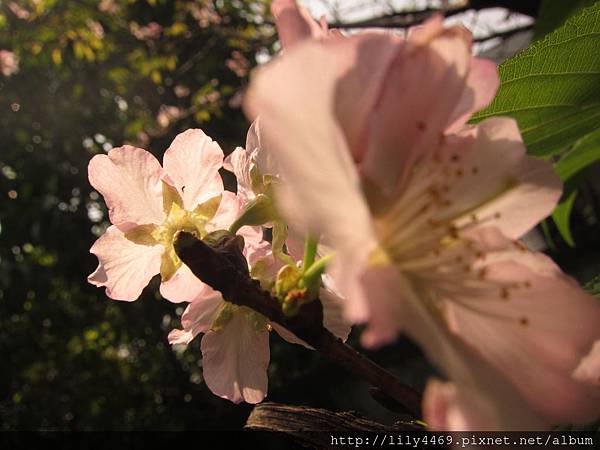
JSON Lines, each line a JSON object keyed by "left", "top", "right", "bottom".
{"left": 224, "top": 119, "right": 277, "bottom": 205}
{"left": 130, "top": 22, "right": 162, "bottom": 41}
{"left": 168, "top": 238, "right": 350, "bottom": 404}
{"left": 0, "top": 50, "right": 19, "bottom": 77}
{"left": 168, "top": 125, "right": 350, "bottom": 404}
{"left": 87, "top": 128, "right": 261, "bottom": 302}
{"left": 245, "top": 4, "right": 600, "bottom": 429}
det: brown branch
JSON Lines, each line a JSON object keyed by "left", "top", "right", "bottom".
{"left": 473, "top": 23, "right": 534, "bottom": 43}
{"left": 245, "top": 402, "right": 422, "bottom": 448}
{"left": 328, "top": 5, "right": 469, "bottom": 29}
{"left": 174, "top": 231, "right": 422, "bottom": 417}
{"left": 327, "top": 0, "right": 541, "bottom": 30}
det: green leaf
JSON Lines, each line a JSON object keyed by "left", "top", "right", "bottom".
{"left": 551, "top": 189, "right": 577, "bottom": 247}
{"left": 533, "top": 0, "right": 597, "bottom": 41}
{"left": 554, "top": 127, "right": 600, "bottom": 181}
{"left": 583, "top": 274, "right": 600, "bottom": 298}
{"left": 551, "top": 127, "right": 600, "bottom": 245}
{"left": 472, "top": 3, "right": 600, "bottom": 157}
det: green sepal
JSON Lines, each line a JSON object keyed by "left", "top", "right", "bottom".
{"left": 229, "top": 194, "right": 276, "bottom": 233}
{"left": 211, "top": 303, "right": 236, "bottom": 331}
{"left": 272, "top": 221, "right": 294, "bottom": 266}
{"left": 190, "top": 194, "right": 222, "bottom": 232}
{"left": 301, "top": 254, "right": 332, "bottom": 301}
{"left": 160, "top": 246, "right": 181, "bottom": 281}
{"left": 274, "top": 264, "right": 301, "bottom": 300}
{"left": 243, "top": 306, "right": 269, "bottom": 332}
{"left": 162, "top": 180, "right": 184, "bottom": 215}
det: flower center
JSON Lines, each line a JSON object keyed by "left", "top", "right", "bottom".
{"left": 124, "top": 181, "right": 222, "bottom": 281}
{"left": 367, "top": 145, "right": 532, "bottom": 323}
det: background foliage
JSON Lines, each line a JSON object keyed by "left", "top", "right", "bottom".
{"left": 1, "top": 0, "right": 599, "bottom": 431}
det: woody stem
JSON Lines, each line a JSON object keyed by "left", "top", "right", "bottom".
{"left": 174, "top": 231, "right": 422, "bottom": 417}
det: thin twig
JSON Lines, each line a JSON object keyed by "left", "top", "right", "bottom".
{"left": 325, "top": 0, "right": 540, "bottom": 30}
{"left": 473, "top": 23, "right": 534, "bottom": 43}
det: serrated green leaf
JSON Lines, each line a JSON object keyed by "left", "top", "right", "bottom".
{"left": 533, "top": 0, "right": 596, "bottom": 41}
{"left": 473, "top": 3, "right": 600, "bottom": 157}
{"left": 555, "top": 127, "right": 600, "bottom": 181}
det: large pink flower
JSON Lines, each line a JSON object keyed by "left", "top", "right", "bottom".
{"left": 87, "top": 128, "right": 261, "bottom": 302}
{"left": 244, "top": 4, "right": 600, "bottom": 429}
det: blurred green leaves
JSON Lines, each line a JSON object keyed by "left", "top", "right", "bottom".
{"left": 0, "top": 0, "right": 274, "bottom": 430}
{"left": 552, "top": 128, "right": 600, "bottom": 246}
{"left": 555, "top": 127, "right": 600, "bottom": 182}
{"left": 473, "top": 2, "right": 600, "bottom": 157}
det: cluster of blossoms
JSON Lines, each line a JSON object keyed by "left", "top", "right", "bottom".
{"left": 88, "top": 0, "right": 600, "bottom": 431}
{"left": 88, "top": 125, "right": 349, "bottom": 404}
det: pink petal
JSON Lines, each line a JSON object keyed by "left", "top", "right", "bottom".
{"left": 361, "top": 22, "right": 472, "bottom": 193}
{"left": 271, "top": 0, "right": 327, "bottom": 49}
{"left": 446, "top": 57, "right": 499, "bottom": 132}
{"left": 244, "top": 118, "right": 278, "bottom": 177}
{"left": 245, "top": 118, "right": 261, "bottom": 152}
{"left": 245, "top": 239, "right": 274, "bottom": 269}
{"left": 423, "top": 378, "right": 542, "bottom": 432}
{"left": 359, "top": 265, "right": 411, "bottom": 348}
{"left": 321, "top": 287, "right": 352, "bottom": 342}
{"left": 244, "top": 37, "right": 376, "bottom": 253}
{"left": 353, "top": 261, "right": 543, "bottom": 429}
{"left": 167, "top": 328, "right": 196, "bottom": 345}
{"left": 201, "top": 310, "right": 269, "bottom": 404}
{"left": 397, "top": 275, "right": 545, "bottom": 430}
{"left": 423, "top": 379, "right": 492, "bottom": 431}
{"left": 162, "top": 129, "right": 224, "bottom": 211}
{"left": 206, "top": 191, "right": 240, "bottom": 231}
{"left": 333, "top": 35, "right": 401, "bottom": 162}
{"left": 168, "top": 294, "right": 225, "bottom": 345}
{"left": 327, "top": 246, "right": 373, "bottom": 324}
{"left": 272, "top": 322, "right": 310, "bottom": 348}
{"left": 440, "top": 117, "right": 561, "bottom": 240}
{"left": 573, "top": 340, "right": 600, "bottom": 386}
{"left": 446, "top": 251, "right": 600, "bottom": 424}
{"left": 88, "top": 146, "right": 164, "bottom": 229}
{"left": 182, "top": 294, "right": 224, "bottom": 331}
{"left": 159, "top": 264, "right": 212, "bottom": 303}
{"left": 88, "top": 225, "right": 162, "bottom": 301}
{"left": 205, "top": 190, "right": 264, "bottom": 250}
{"left": 223, "top": 146, "right": 254, "bottom": 203}
{"left": 223, "top": 120, "right": 277, "bottom": 204}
